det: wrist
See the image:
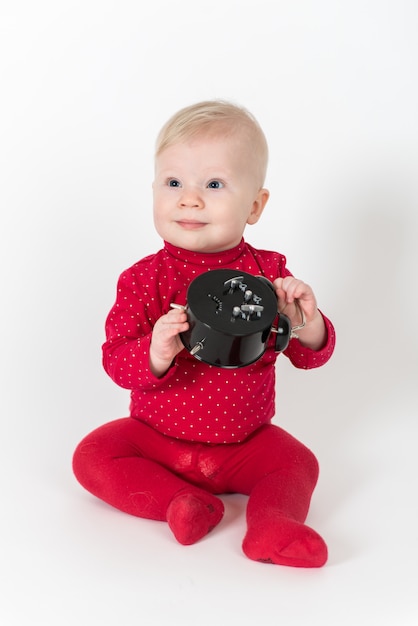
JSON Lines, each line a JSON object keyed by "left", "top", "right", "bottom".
{"left": 295, "top": 311, "right": 327, "bottom": 351}
{"left": 149, "top": 347, "right": 174, "bottom": 378}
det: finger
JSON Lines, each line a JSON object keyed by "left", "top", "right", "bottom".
{"left": 273, "top": 278, "right": 287, "bottom": 300}
{"left": 160, "top": 321, "right": 189, "bottom": 338}
{"left": 165, "top": 308, "right": 188, "bottom": 324}
{"left": 275, "top": 277, "right": 297, "bottom": 303}
{"left": 284, "top": 279, "right": 310, "bottom": 303}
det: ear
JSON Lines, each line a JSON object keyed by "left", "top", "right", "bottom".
{"left": 247, "top": 188, "right": 270, "bottom": 225}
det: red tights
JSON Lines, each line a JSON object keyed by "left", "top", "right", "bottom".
{"left": 73, "top": 419, "right": 327, "bottom": 567}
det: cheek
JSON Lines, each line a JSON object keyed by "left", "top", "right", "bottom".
{"left": 154, "top": 186, "right": 173, "bottom": 203}
{"left": 152, "top": 206, "right": 166, "bottom": 229}
{"left": 153, "top": 193, "right": 171, "bottom": 216}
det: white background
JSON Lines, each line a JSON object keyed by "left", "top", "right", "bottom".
{"left": 1, "top": 1, "right": 417, "bottom": 624}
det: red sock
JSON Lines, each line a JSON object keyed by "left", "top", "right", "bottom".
{"left": 242, "top": 516, "right": 327, "bottom": 568}
{"left": 242, "top": 469, "right": 327, "bottom": 568}
{"left": 166, "top": 491, "right": 224, "bottom": 546}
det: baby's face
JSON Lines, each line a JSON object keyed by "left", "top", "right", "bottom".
{"left": 152, "top": 133, "right": 268, "bottom": 253}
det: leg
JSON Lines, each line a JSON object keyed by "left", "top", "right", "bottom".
{"left": 242, "top": 470, "right": 327, "bottom": 568}
{"left": 221, "top": 425, "right": 327, "bottom": 567}
{"left": 72, "top": 418, "right": 224, "bottom": 545}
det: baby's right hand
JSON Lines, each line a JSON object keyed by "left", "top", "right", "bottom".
{"left": 149, "top": 308, "right": 189, "bottom": 377}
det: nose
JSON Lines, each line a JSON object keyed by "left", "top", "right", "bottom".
{"left": 178, "top": 186, "right": 204, "bottom": 209}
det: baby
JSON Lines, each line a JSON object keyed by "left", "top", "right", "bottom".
{"left": 73, "top": 100, "right": 336, "bottom": 567}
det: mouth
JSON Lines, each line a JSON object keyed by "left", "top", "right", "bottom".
{"left": 176, "top": 220, "right": 207, "bottom": 230}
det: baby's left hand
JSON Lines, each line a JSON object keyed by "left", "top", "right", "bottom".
{"left": 273, "top": 277, "right": 326, "bottom": 350}
{"left": 273, "top": 277, "right": 318, "bottom": 325}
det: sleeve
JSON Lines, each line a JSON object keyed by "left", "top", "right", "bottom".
{"left": 283, "top": 312, "right": 336, "bottom": 369}
{"left": 101, "top": 267, "right": 178, "bottom": 390}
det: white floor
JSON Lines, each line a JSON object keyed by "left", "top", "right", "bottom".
{"left": 2, "top": 2, "right": 418, "bottom": 624}
{"left": 2, "top": 338, "right": 418, "bottom": 626}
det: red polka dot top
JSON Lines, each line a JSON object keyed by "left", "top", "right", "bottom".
{"left": 102, "top": 239, "right": 335, "bottom": 444}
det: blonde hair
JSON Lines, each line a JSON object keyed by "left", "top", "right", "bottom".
{"left": 155, "top": 100, "right": 269, "bottom": 186}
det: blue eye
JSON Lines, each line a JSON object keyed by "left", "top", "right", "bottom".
{"left": 168, "top": 179, "right": 181, "bottom": 187}
{"left": 207, "top": 180, "right": 223, "bottom": 189}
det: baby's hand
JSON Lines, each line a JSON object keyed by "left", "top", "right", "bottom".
{"left": 149, "top": 307, "right": 189, "bottom": 377}
{"left": 273, "top": 277, "right": 318, "bottom": 325}
{"left": 273, "top": 277, "right": 326, "bottom": 350}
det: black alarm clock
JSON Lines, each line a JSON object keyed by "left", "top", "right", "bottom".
{"left": 174, "top": 269, "right": 296, "bottom": 368}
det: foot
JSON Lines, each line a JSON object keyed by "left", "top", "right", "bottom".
{"left": 166, "top": 492, "right": 224, "bottom": 545}
{"left": 242, "top": 516, "right": 328, "bottom": 568}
